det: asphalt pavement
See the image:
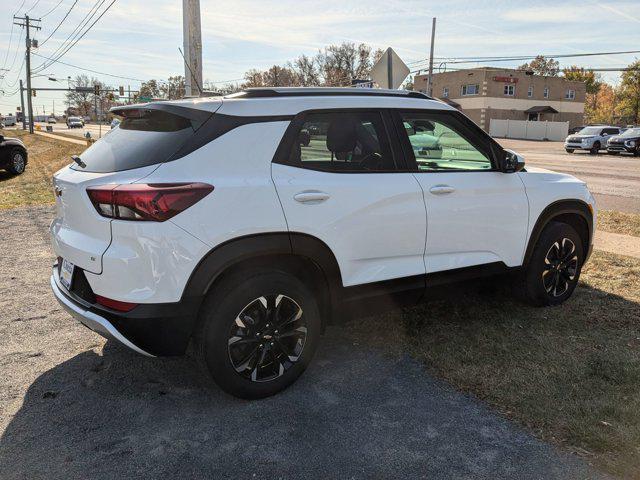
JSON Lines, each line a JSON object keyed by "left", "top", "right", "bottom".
{"left": 0, "top": 206, "right": 609, "bottom": 480}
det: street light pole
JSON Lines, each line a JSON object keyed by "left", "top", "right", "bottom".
{"left": 427, "top": 17, "right": 436, "bottom": 97}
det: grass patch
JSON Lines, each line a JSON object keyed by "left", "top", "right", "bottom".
{"left": 346, "top": 251, "right": 640, "bottom": 477}
{"left": 0, "top": 130, "right": 85, "bottom": 209}
{"left": 598, "top": 210, "right": 640, "bottom": 238}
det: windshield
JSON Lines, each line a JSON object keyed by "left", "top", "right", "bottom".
{"left": 620, "top": 128, "right": 640, "bottom": 137}
{"left": 71, "top": 109, "right": 197, "bottom": 173}
{"left": 577, "top": 127, "right": 602, "bottom": 135}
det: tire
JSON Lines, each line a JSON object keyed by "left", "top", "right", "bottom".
{"left": 565, "top": 149, "right": 574, "bottom": 153}
{"left": 517, "top": 221, "right": 584, "bottom": 307}
{"left": 193, "top": 270, "right": 322, "bottom": 399}
{"left": 589, "top": 142, "right": 600, "bottom": 155}
{"left": 6, "top": 148, "right": 26, "bottom": 175}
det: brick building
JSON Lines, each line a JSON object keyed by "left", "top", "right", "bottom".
{"left": 413, "top": 67, "right": 586, "bottom": 131}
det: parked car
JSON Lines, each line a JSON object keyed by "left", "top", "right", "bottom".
{"left": 47, "top": 117, "right": 57, "bottom": 124}
{"left": 2, "top": 115, "right": 17, "bottom": 127}
{"left": 66, "top": 116, "right": 84, "bottom": 129}
{"left": 564, "top": 126, "right": 620, "bottom": 154}
{"left": 0, "top": 133, "right": 28, "bottom": 175}
{"left": 50, "top": 88, "right": 596, "bottom": 399}
{"left": 606, "top": 127, "right": 640, "bottom": 156}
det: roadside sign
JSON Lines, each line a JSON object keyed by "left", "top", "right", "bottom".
{"left": 370, "top": 48, "right": 410, "bottom": 89}
{"left": 138, "top": 96, "right": 152, "bottom": 102}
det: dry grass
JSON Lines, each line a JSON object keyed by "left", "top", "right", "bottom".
{"left": 598, "top": 210, "right": 640, "bottom": 238}
{"left": 346, "top": 251, "right": 640, "bottom": 478}
{"left": 0, "top": 130, "right": 85, "bottom": 209}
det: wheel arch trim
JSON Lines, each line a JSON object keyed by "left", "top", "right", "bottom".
{"left": 523, "top": 199, "right": 593, "bottom": 266}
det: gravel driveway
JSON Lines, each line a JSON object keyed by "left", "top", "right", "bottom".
{"left": 0, "top": 206, "right": 608, "bottom": 479}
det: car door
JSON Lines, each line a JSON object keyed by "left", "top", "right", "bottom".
{"left": 272, "top": 109, "right": 427, "bottom": 288}
{"left": 393, "top": 110, "right": 529, "bottom": 275}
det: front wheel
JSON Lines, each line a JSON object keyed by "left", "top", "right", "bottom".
{"left": 6, "top": 148, "right": 26, "bottom": 175}
{"left": 517, "top": 221, "right": 584, "bottom": 306}
{"left": 565, "top": 149, "right": 574, "bottom": 154}
{"left": 590, "top": 142, "right": 601, "bottom": 155}
{"left": 193, "top": 271, "right": 322, "bottom": 399}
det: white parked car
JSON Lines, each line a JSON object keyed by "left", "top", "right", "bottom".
{"left": 50, "top": 88, "right": 597, "bottom": 399}
{"left": 47, "top": 117, "right": 57, "bottom": 124}
{"left": 564, "top": 126, "right": 620, "bottom": 154}
{"left": 66, "top": 116, "right": 83, "bottom": 129}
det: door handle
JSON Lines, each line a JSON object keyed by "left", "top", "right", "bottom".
{"left": 293, "top": 191, "right": 330, "bottom": 203}
{"left": 429, "top": 185, "right": 455, "bottom": 195}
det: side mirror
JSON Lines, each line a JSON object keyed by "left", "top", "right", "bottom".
{"left": 603, "top": 132, "right": 608, "bottom": 136}
{"left": 501, "top": 149, "right": 525, "bottom": 173}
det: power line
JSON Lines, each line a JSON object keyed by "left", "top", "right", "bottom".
{"left": 407, "top": 49, "right": 640, "bottom": 68}
{"left": 39, "top": 0, "right": 79, "bottom": 46}
{"left": 34, "top": 0, "right": 107, "bottom": 71}
{"left": 26, "top": 0, "right": 42, "bottom": 14}
{"left": 40, "top": 0, "right": 66, "bottom": 18}
{"left": 31, "top": 52, "right": 146, "bottom": 81}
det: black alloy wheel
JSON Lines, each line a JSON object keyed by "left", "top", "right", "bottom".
{"left": 542, "top": 238, "right": 579, "bottom": 297}
{"left": 228, "top": 294, "right": 307, "bottom": 382}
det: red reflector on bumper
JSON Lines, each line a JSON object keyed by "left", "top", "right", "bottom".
{"left": 95, "top": 295, "right": 138, "bottom": 312}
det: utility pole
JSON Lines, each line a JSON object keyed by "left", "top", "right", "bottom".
{"left": 13, "top": 15, "right": 41, "bottom": 133}
{"left": 19, "top": 80, "right": 26, "bottom": 130}
{"left": 427, "top": 17, "right": 436, "bottom": 97}
{"left": 182, "top": 0, "right": 203, "bottom": 97}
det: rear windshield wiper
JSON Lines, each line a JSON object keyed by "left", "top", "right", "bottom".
{"left": 71, "top": 155, "right": 86, "bottom": 168}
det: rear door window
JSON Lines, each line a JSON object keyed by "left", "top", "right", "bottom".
{"left": 72, "top": 109, "right": 200, "bottom": 173}
{"left": 285, "top": 111, "right": 397, "bottom": 172}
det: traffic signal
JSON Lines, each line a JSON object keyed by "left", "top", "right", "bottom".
{"left": 107, "top": 92, "right": 114, "bottom": 101}
{"left": 94, "top": 84, "right": 100, "bottom": 95}
{"left": 32, "top": 89, "right": 36, "bottom": 97}
{"left": 119, "top": 86, "right": 124, "bottom": 96}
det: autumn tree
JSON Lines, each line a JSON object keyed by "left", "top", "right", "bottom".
{"left": 518, "top": 55, "right": 560, "bottom": 76}
{"left": 241, "top": 42, "right": 385, "bottom": 89}
{"left": 137, "top": 79, "right": 161, "bottom": 100}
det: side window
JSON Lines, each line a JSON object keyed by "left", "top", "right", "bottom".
{"left": 287, "top": 111, "right": 395, "bottom": 172}
{"left": 399, "top": 113, "right": 493, "bottom": 172}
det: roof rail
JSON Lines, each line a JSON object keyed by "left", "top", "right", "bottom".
{"left": 228, "top": 87, "right": 432, "bottom": 100}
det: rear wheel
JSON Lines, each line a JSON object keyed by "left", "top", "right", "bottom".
{"left": 193, "top": 271, "right": 321, "bottom": 399}
{"left": 517, "top": 221, "right": 584, "bottom": 306}
{"left": 6, "top": 148, "right": 26, "bottom": 175}
{"left": 589, "top": 142, "right": 600, "bottom": 155}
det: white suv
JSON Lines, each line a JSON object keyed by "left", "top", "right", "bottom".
{"left": 50, "top": 88, "right": 596, "bottom": 398}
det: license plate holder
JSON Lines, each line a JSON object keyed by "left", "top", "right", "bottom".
{"left": 60, "top": 259, "right": 75, "bottom": 291}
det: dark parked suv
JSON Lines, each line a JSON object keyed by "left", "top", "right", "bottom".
{"left": 607, "top": 127, "right": 640, "bottom": 156}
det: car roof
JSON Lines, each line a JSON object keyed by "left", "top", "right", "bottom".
{"left": 116, "top": 87, "right": 453, "bottom": 117}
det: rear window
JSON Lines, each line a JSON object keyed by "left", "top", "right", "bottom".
{"left": 71, "top": 109, "right": 197, "bottom": 173}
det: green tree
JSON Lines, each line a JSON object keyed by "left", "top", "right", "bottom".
{"left": 518, "top": 55, "right": 560, "bottom": 76}
{"left": 160, "top": 76, "right": 185, "bottom": 99}
{"left": 618, "top": 60, "right": 640, "bottom": 124}
{"left": 137, "top": 79, "right": 161, "bottom": 100}
{"left": 562, "top": 66, "right": 602, "bottom": 94}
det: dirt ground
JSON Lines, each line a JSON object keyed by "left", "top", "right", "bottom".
{"left": 0, "top": 206, "right": 609, "bottom": 480}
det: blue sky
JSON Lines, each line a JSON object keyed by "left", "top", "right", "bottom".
{"left": 1, "top": 0, "right": 639, "bottom": 116}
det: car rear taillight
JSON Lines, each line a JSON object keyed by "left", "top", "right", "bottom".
{"left": 95, "top": 294, "right": 138, "bottom": 312}
{"left": 86, "top": 183, "right": 213, "bottom": 221}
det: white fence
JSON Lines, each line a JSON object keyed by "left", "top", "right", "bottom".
{"left": 489, "top": 119, "right": 568, "bottom": 141}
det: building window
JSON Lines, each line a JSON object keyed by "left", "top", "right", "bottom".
{"left": 543, "top": 87, "right": 549, "bottom": 99}
{"left": 527, "top": 86, "right": 533, "bottom": 98}
{"left": 461, "top": 84, "right": 479, "bottom": 96}
{"left": 442, "top": 86, "right": 449, "bottom": 98}
{"left": 565, "top": 89, "right": 576, "bottom": 100}
{"left": 504, "top": 84, "right": 515, "bottom": 96}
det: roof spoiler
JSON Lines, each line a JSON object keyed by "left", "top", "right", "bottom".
{"left": 110, "top": 103, "right": 212, "bottom": 124}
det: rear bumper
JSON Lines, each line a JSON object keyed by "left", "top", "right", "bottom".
{"left": 51, "top": 273, "right": 154, "bottom": 356}
{"left": 50, "top": 265, "right": 201, "bottom": 356}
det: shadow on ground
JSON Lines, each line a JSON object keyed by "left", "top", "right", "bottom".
{"left": 0, "top": 319, "right": 608, "bottom": 480}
